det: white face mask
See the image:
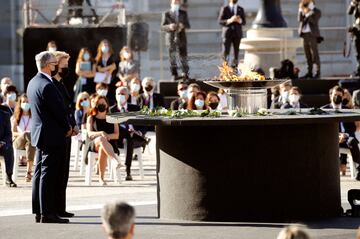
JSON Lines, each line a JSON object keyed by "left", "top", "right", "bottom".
{"left": 171, "top": 3, "right": 180, "bottom": 12}
{"left": 83, "top": 53, "right": 90, "bottom": 61}
{"left": 101, "top": 46, "right": 109, "bottom": 54}
{"left": 195, "top": 99, "right": 205, "bottom": 109}
{"left": 7, "top": 93, "right": 16, "bottom": 102}
{"left": 289, "top": 94, "right": 300, "bottom": 104}
{"left": 308, "top": 2, "right": 315, "bottom": 10}
{"left": 97, "top": 89, "right": 108, "bottom": 97}
{"left": 116, "top": 94, "right": 127, "bottom": 105}
{"left": 21, "top": 102, "right": 31, "bottom": 112}
{"left": 130, "top": 83, "right": 140, "bottom": 92}
{"left": 123, "top": 52, "right": 130, "bottom": 59}
{"left": 48, "top": 47, "right": 57, "bottom": 53}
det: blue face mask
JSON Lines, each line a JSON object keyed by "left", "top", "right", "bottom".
{"left": 195, "top": 99, "right": 205, "bottom": 109}
{"left": 171, "top": 3, "right": 180, "bottom": 12}
{"left": 80, "top": 100, "right": 90, "bottom": 108}
{"left": 21, "top": 102, "right": 31, "bottom": 112}
{"left": 97, "top": 89, "right": 108, "bottom": 97}
{"left": 101, "top": 46, "right": 109, "bottom": 54}
{"left": 83, "top": 53, "right": 90, "bottom": 61}
{"left": 179, "top": 90, "right": 188, "bottom": 99}
{"left": 7, "top": 93, "right": 16, "bottom": 102}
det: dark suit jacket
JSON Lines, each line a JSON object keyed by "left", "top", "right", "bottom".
{"left": 109, "top": 103, "right": 141, "bottom": 114}
{"left": 281, "top": 102, "right": 308, "bottom": 109}
{"left": 321, "top": 104, "right": 356, "bottom": 136}
{"left": 170, "top": 98, "right": 187, "bottom": 110}
{"left": 53, "top": 78, "right": 76, "bottom": 128}
{"left": 27, "top": 73, "right": 70, "bottom": 150}
{"left": 161, "top": 9, "right": 190, "bottom": 47}
{"left": 140, "top": 93, "right": 164, "bottom": 109}
{"left": 0, "top": 109, "right": 12, "bottom": 145}
{"left": 298, "top": 8, "right": 321, "bottom": 38}
{"left": 218, "top": 5, "right": 246, "bottom": 39}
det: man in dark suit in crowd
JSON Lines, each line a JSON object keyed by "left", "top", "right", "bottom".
{"left": 170, "top": 80, "right": 188, "bottom": 110}
{"left": 52, "top": 51, "right": 79, "bottom": 218}
{"left": 298, "top": 0, "right": 322, "bottom": 79}
{"left": 27, "top": 51, "right": 72, "bottom": 223}
{"left": 110, "top": 87, "right": 148, "bottom": 181}
{"left": 322, "top": 86, "right": 360, "bottom": 180}
{"left": 140, "top": 77, "right": 164, "bottom": 110}
{"left": 0, "top": 107, "right": 16, "bottom": 187}
{"left": 161, "top": 0, "right": 191, "bottom": 81}
{"left": 218, "top": 0, "right": 246, "bottom": 68}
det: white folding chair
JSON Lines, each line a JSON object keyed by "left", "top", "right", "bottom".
{"left": 339, "top": 147, "right": 358, "bottom": 179}
{"left": 71, "top": 135, "right": 81, "bottom": 171}
{"left": 13, "top": 149, "right": 26, "bottom": 183}
{"left": 0, "top": 156, "right": 6, "bottom": 186}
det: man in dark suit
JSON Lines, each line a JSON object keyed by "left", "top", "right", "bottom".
{"left": 322, "top": 86, "right": 360, "bottom": 180}
{"left": 218, "top": 0, "right": 246, "bottom": 68}
{"left": 27, "top": 51, "right": 72, "bottom": 223}
{"left": 170, "top": 80, "right": 188, "bottom": 110}
{"left": 110, "top": 86, "right": 148, "bottom": 181}
{"left": 161, "top": 0, "right": 191, "bottom": 81}
{"left": 0, "top": 107, "right": 16, "bottom": 187}
{"left": 140, "top": 77, "right": 164, "bottom": 109}
{"left": 298, "top": 0, "right": 322, "bottom": 78}
{"left": 52, "top": 51, "right": 79, "bottom": 218}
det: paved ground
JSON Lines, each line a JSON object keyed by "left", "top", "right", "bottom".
{"left": 1, "top": 132, "right": 360, "bottom": 239}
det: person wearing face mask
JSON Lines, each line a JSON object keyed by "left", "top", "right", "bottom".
{"left": 298, "top": 0, "right": 322, "bottom": 79}
{"left": 322, "top": 86, "right": 360, "bottom": 179}
{"left": 188, "top": 91, "right": 208, "bottom": 110}
{"left": 206, "top": 91, "right": 221, "bottom": 110}
{"left": 27, "top": 51, "right": 73, "bottom": 224}
{"left": 218, "top": 0, "right": 246, "bottom": 68}
{"left": 343, "top": 89, "right": 354, "bottom": 109}
{"left": 170, "top": 80, "right": 188, "bottom": 110}
{"left": 86, "top": 95, "right": 121, "bottom": 185}
{"left": 278, "top": 81, "right": 292, "bottom": 107}
{"left": 116, "top": 47, "right": 139, "bottom": 88}
{"left": 95, "top": 39, "right": 117, "bottom": 104}
{"left": 186, "top": 83, "right": 200, "bottom": 104}
{"left": 161, "top": 0, "right": 191, "bottom": 81}
{"left": 46, "top": 41, "right": 57, "bottom": 53}
{"left": 110, "top": 87, "right": 149, "bottom": 180}
{"left": 0, "top": 77, "right": 13, "bottom": 103}
{"left": 128, "top": 77, "right": 143, "bottom": 106}
{"left": 75, "top": 92, "right": 90, "bottom": 129}
{"left": 74, "top": 48, "right": 96, "bottom": 102}
{"left": 1, "top": 85, "right": 18, "bottom": 115}
{"left": 281, "top": 87, "right": 307, "bottom": 109}
{"left": 11, "top": 94, "right": 35, "bottom": 183}
{"left": 96, "top": 83, "right": 109, "bottom": 98}
{"left": 140, "top": 77, "right": 164, "bottom": 110}
{"left": 52, "top": 51, "right": 79, "bottom": 219}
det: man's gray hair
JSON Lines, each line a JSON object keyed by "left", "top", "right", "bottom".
{"left": 116, "top": 86, "right": 129, "bottom": 96}
{"left": 142, "top": 77, "right": 155, "bottom": 87}
{"left": 102, "top": 201, "right": 135, "bottom": 239}
{"left": 35, "top": 51, "right": 54, "bottom": 71}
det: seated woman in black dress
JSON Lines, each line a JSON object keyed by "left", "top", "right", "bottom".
{"left": 86, "top": 95, "right": 120, "bottom": 185}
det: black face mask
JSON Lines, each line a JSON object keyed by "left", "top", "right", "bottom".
{"left": 50, "top": 65, "right": 58, "bottom": 77}
{"left": 59, "top": 67, "right": 69, "bottom": 78}
{"left": 342, "top": 99, "right": 350, "bottom": 105}
{"left": 333, "top": 95, "right": 343, "bottom": 105}
{"left": 209, "top": 102, "right": 219, "bottom": 110}
{"left": 145, "top": 85, "right": 153, "bottom": 92}
{"left": 97, "top": 104, "right": 107, "bottom": 113}
{"left": 232, "top": 0, "right": 238, "bottom": 4}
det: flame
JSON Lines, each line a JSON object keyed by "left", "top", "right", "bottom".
{"left": 218, "top": 62, "right": 265, "bottom": 81}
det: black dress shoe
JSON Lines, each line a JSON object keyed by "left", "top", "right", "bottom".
{"left": 41, "top": 215, "right": 69, "bottom": 224}
{"left": 58, "top": 211, "right": 75, "bottom": 218}
{"left": 35, "top": 214, "right": 41, "bottom": 223}
{"left": 5, "top": 177, "right": 17, "bottom": 188}
{"left": 125, "top": 174, "right": 133, "bottom": 181}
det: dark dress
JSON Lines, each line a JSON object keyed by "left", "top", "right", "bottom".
{"left": 89, "top": 116, "right": 119, "bottom": 155}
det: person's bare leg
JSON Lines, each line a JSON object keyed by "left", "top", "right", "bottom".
{"left": 98, "top": 147, "right": 108, "bottom": 185}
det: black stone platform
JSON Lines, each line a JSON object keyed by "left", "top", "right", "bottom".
{"left": 107, "top": 110, "right": 360, "bottom": 222}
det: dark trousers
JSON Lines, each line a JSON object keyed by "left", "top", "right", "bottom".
{"left": 55, "top": 137, "right": 71, "bottom": 213}
{"left": 340, "top": 139, "right": 360, "bottom": 167}
{"left": 302, "top": 33, "right": 320, "bottom": 74}
{"left": 169, "top": 43, "right": 189, "bottom": 77}
{"left": 0, "top": 142, "right": 14, "bottom": 177}
{"left": 354, "top": 33, "right": 360, "bottom": 73}
{"left": 222, "top": 35, "right": 241, "bottom": 65}
{"left": 32, "top": 147, "right": 64, "bottom": 215}
{"left": 118, "top": 126, "right": 147, "bottom": 168}
{"left": 348, "top": 189, "right": 360, "bottom": 209}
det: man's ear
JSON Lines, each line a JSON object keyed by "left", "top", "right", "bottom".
{"left": 129, "top": 223, "right": 135, "bottom": 235}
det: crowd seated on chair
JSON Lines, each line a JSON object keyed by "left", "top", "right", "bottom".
{"left": 11, "top": 93, "right": 35, "bottom": 182}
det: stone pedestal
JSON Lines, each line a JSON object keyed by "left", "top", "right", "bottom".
{"left": 240, "top": 28, "right": 302, "bottom": 76}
